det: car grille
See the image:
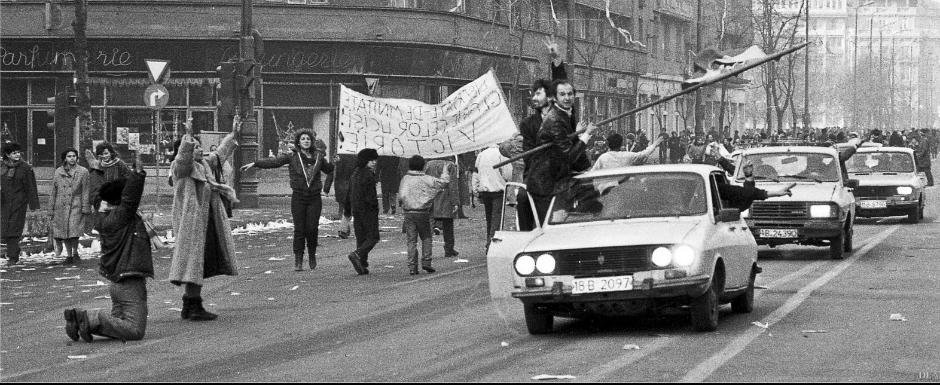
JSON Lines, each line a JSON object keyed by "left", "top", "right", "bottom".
{"left": 750, "top": 201, "right": 808, "bottom": 220}
{"left": 854, "top": 186, "right": 898, "bottom": 198}
{"left": 555, "top": 247, "right": 650, "bottom": 278}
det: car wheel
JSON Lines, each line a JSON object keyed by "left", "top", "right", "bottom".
{"left": 907, "top": 206, "right": 921, "bottom": 223}
{"left": 523, "top": 303, "right": 553, "bottom": 335}
{"left": 843, "top": 223, "right": 854, "bottom": 252}
{"left": 731, "top": 267, "right": 756, "bottom": 314}
{"left": 829, "top": 232, "right": 845, "bottom": 260}
{"left": 690, "top": 282, "right": 720, "bottom": 331}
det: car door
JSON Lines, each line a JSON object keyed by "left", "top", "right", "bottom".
{"left": 709, "top": 173, "right": 748, "bottom": 289}
{"left": 487, "top": 182, "right": 540, "bottom": 299}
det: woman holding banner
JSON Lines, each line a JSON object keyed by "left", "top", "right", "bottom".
{"left": 241, "top": 130, "right": 335, "bottom": 271}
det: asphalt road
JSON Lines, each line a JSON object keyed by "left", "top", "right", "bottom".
{"left": 2, "top": 183, "right": 939, "bottom": 382}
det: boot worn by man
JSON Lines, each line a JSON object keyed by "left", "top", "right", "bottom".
{"left": 422, "top": 266, "right": 436, "bottom": 274}
{"left": 64, "top": 308, "right": 80, "bottom": 341}
{"left": 308, "top": 256, "right": 317, "bottom": 270}
{"left": 76, "top": 309, "right": 93, "bottom": 343}
{"left": 347, "top": 251, "right": 364, "bottom": 275}
{"left": 294, "top": 255, "right": 304, "bottom": 271}
{"left": 182, "top": 296, "right": 218, "bottom": 321}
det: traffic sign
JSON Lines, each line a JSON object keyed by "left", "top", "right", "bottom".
{"left": 144, "top": 84, "right": 169, "bottom": 110}
{"left": 145, "top": 59, "right": 170, "bottom": 83}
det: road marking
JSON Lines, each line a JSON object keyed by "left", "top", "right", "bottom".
{"left": 755, "top": 261, "right": 825, "bottom": 293}
{"left": 581, "top": 337, "right": 672, "bottom": 381}
{"left": 679, "top": 225, "right": 898, "bottom": 383}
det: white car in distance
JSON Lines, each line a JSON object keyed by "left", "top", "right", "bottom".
{"left": 487, "top": 165, "right": 759, "bottom": 334}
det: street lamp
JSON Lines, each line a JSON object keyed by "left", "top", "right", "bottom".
{"left": 853, "top": 0, "right": 875, "bottom": 130}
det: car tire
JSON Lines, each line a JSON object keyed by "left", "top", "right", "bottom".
{"left": 731, "top": 267, "right": 756, "bottom": 314}
{"left": 907, "top": 206, "right": 921, "bottom": 223}
{"left": 829, "top": 232, "right": 845, "bottom": 260}
{"left": 523, "top": 303, "right": 553, "bottom": 335}
{"left": 690, "top": 282, "right": 720, "bottom": 332}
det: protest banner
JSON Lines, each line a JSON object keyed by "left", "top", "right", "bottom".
{"left": 337, "top": 70, "right": 516, "bottom": 158}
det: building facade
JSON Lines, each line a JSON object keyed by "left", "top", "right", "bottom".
{"left": 1, "top": 0, "right": 750, "bottom": 170}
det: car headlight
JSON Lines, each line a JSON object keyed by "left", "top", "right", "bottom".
{"left": 514, "top": 255, "right": 535, "bottom": 275}
{"left": 673, "top": 245, "right": 696, "bottom": 266}
{"left": 810, "top": 204, "right": 834, "bottom": 218}
{"left": 897, "top": 186, "right": 913, "bottom": 195}
{"left": 651, "top": 247, "right": 672, "bottom": 267}
{"left": 535, "top": 253, "right": 556, "bottom": 274}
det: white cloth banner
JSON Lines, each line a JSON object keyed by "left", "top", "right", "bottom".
{"left": 337, "top": 70, "right": 516, "bottom": 158}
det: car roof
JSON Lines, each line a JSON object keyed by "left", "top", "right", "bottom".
{"left": 740, "top": 146, "right": 838, "bottom": 156}
{"left": 576, "top": 164, "right": 722, "bottom": 179}
{"left": 855, "top": 146, "right": 914, "bottom": 154}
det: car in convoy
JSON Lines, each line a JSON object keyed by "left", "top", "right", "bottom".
{"left": 487, "top": 165, "right": 759, "bottom": 334}
{"left": 845, "top": 146, "right": 926, "bottom": 223}
{"left": 732, "top": 146, "right": 857, "bottom": 259}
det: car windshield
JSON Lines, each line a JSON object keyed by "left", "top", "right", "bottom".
{"left": 846, "top": 152, "right": 915, "bottom": 173}
{"left": 548, "top": 172, "right": 707, "bottom": 225}
{"left": 736, "top": 152, "right": 841, "bottom": 182}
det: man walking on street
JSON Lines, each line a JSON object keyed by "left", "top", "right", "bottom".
{"left": 397, "top": 156, "right": 450, "bottom": 275}
{"left": 347, "top": 148, "right": 380, "bottom": 275}
{"left": 473, "top": 144, "right": 513, "bottom": 250}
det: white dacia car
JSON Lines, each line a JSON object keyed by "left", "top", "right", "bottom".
{"left": 733, "top": 146, "right": 858, "bottom": 259}
{"left": 487, "top": 164, "right": 759, "bottom": 334}
{"left": 845, "top": 146, "right": 927, "bottom": 223}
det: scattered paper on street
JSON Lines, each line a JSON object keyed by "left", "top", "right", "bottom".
{"left": 168, "top": 307, "right": 182, "bottom": 312}
{"left": 454, "top": 259, "right": 469, "bottom": 263}
{"left": 54, "top": 276, "right": 81, "bottom": 281}
{"left": 263, "top": 270, "right": 273, "bottom": 274}
{"left": 752, "top": 321, "right": 770, "bottom": 329}
{"left": 80, "top": 280, "right": 107, "bottom": 287}
{"left": 290, "top": 285, "right": 299, "bottom": 291}
{"left": 230, "top": 292, "right": 241, "bottom": 296}
{"left": 801, "top": 330, "right": 828, "bottom": 333}
{"left": 500, "top": 341, "right": 509, "bottom": 347}
{"left": 889, "top": 313, "right": 907, "bottom": 322}
{"left": 623, "top": 344, "right": 641, "bottom": 350}
{"left": 531, "top": 374, "right": 576, "bottom": 380}
{"left": 268, "top": 257, "right": 286, "bottom": 261}
{"left": 67, "top": 355, "right": 87, "bottom": 360}
{"left": 94, "top": 296, "right": 110, "bottom": 299}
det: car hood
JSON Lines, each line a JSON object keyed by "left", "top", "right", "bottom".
{"left": 755, "top": 182, "right": 837, "bottom": 201}
{"left": 851, "top": 173, "right": 919, "bottom": 186}
{"left": 524, "top": 220, "right": 701, "bottom": 252}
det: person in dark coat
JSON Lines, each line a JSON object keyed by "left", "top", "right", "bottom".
{"left": 346, "top": 148, "right": 380, "bottom": 275}
{"left": 1, "top": 142, "right": 40, "bottom": 265}
{"left": 524, "top": 79, "right": 596, "bottom": 223}
{"left": 717, "top": 164, "right": 795, "bottom": 211}
{"left": 85, "top": 142, "right": 132, "bottom": 210}
{"left": 377, "top": 155, "right": 402, "bottom": 215}
{"left": 324, "top": 153, "right": 357, "bottom": 238}
{"left": 668, "top": 131, "right": 681, "bottom": 164}
{"left": 242, "top": 130, "right": 335, "bottom": 271}
{"left": 64, "top": 154, "right": 153, "bottom": 343}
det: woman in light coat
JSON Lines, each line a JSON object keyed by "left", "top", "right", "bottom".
{"left": 168, "top": 116, "right": 241, "bottom": 321}
{"left": 49, "top": 148, "right": 92, "bottom": 265}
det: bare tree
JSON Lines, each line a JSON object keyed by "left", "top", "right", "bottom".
{"left": 752, "top": 0, "right": 803, "bottom": 133}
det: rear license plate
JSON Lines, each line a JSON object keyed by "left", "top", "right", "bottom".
{"left": 759, "top": 228, "right": 798, "bottom": 238}
{"left": 860, "top": 200, "right": 887, "bottom": 209}
{"left": 571, "top": 275, "right": 634, "bottom": 294}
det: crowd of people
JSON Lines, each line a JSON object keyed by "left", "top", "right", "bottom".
{"left": 0, "top": 41, "right": 937, "bottom": 344}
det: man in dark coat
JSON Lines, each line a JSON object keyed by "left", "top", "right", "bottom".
{"left": 347, "top": 148, "right": 380, "bottom": 275}
{"left": 64, "top": 157, "right": 152, "bottom": 342}
{"left": 377, "top": 155, "right": 402, "bottom": 215}
{"left": 525, "top": 79, "right": 596, "bottom": 223}
{"left": 1, "top": 142, "right": 40, "bottom": 265}
{"left": 324, "top": 154, "right": 357, "bottom": 238}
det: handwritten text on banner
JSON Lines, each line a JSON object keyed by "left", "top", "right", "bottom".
{"left": 338, "top": 70, "right": 516, "bottom": 157}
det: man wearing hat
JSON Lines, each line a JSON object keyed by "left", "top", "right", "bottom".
{"left": 347, "top": 148, "right": 380, "bottom": 275}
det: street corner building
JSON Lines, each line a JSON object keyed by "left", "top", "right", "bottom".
{"left": 1, "top": 0, "right": 757, "bottom": 184}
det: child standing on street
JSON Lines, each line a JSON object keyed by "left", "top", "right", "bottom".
{"left": 397, "top": 156, "right": 450, "bottom": 275}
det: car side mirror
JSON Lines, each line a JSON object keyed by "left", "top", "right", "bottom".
{"left": 717, "top": 208, "right": 741, "bottom": 222}
{"left": 845, "top": 179, "right": 859, "bottom": 189}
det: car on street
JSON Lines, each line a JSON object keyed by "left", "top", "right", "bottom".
{"left": 732, "top": 146, "right": 857, "bottom": 259}
{"left": 845, "top": 146, "right": 926, "bottom": 223}
{"left": 487, "top": 165, "right": 760, "bottom": 334}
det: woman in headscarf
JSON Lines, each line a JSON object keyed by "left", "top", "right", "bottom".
{"left": 1, "top": 142, "right": 40, "bottom": 265}
{"left": 49, "top": 148, "right": 92, "bottom": 265}
{"left": 168, "top": 116, "right": 241, "bottom": 321}
{"left": 241, "top": 130, "right": 334, "bottom": 271}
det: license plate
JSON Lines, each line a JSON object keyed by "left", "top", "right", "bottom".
{"left": 860, "top": 200, "right": 887, "bottom": 209}
{"left": 571, "top": 275, "right": 633, "bottom": 294}
{"left": 759, "top": 228, "right": 798, "bottom": 238}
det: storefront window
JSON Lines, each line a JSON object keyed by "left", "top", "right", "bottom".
{"left": 262, "top": 109, "right": 330, "bottom": 157}
{"left": 189, "top": 83, "right": 215, "bottom": 106}
{"left": 0, "top": 108, "right": 28, "bottom": 147}
{"left": 1, "top": 80, "right": 28, "bottom": 106}
{"left": 29, "top": 79, "right": 56, "bottom": 105}
{"left": 263, "top": 85, "right": 331, "bottom": 107}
